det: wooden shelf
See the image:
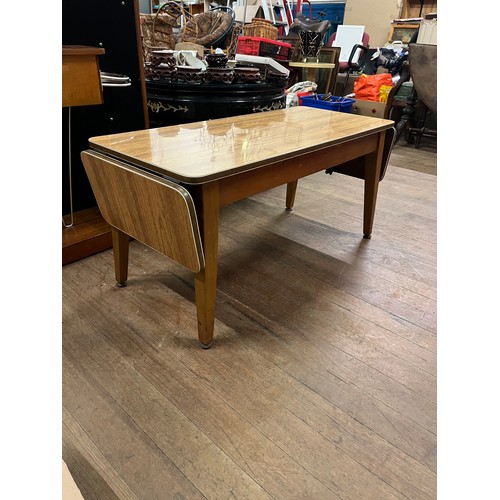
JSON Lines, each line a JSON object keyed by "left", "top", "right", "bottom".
{"left": 62, "top": 44, "right": 109, "bottom": 266}
{"left": 400, "top": 0, "right": 437, "bottom": 19}
{"left": 62, "top": 45, "right": 105, "bottom": 108}
{"left": 62, "top": 207, "right": 112, "bottom": 266}
{"left": 189, "top": 3, "right": 204, "bottom": 15}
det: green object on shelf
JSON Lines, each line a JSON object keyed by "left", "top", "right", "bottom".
{"left": 394, "top": 81, "right": 413, "bottom": 100}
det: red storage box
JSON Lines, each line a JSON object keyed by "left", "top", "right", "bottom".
{"left": 236, "top": 36, "right": 292, "bottom": 61}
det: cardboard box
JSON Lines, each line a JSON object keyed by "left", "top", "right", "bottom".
{"left": 351, "top": 99, "right": 387, "bottom": 118}
{"left": 333, "top": 74, "right": 358, "bottom": 96}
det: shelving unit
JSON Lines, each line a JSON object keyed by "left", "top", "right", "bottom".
{"left": 400, "top": 0, "right": 437, "bottom": 19}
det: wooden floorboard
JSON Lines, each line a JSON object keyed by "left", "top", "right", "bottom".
{"left": 62, "top": 140, "right": 437, "bottom": 499}
{"left": 62, "top": 207, "right": 113, "bottom": 266}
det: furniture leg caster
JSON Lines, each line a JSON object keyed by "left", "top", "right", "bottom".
{"left": 285, "top": 207, "right": 292, "bottom": 212}
{"left": 200, "top": 341, "right": 213, "bottom": 349}
{"left": 363, "top": 234, "right": 372, "bottom": 239}
{"left": 116, "top": 281, "right": 127, "bottom": 287}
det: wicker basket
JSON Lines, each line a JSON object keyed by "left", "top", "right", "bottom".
{"left": 179, "top": 7, "right": 233, "bottom": 49}
{"left": 243, "top": 18, "right": 278, "bottom": 40}
{"left": 140, "top": 14, "right": 176, "bottom": 63}
{"left": 140, "top": 2, "right": 195, "bottom": 63}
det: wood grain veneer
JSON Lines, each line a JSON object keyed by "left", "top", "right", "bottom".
{"left": 85, "top": 106, "right": 394, "bottom": 346}
{"left": 81, "top": 151, "right": 204, "bottom": 273}
{"left": 88, "top": 107, "right": 394, "bottom": 183}
{"left": 62, "top": 45, "right": 105, "bottom": 107}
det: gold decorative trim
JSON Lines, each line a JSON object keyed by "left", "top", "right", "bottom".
{"left": 253, "top": 101, "right": 286, "bottom": 113}
{"left": 148, "top": 100, "right": 189, "bottom": 114}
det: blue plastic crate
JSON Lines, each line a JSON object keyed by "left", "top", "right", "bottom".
{"left": 301, "top": 94, "right": 355, "bottom": 113}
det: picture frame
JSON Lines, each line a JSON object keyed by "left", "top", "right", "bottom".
{"left": 387, "top": 24, "right": 420, "bottom": 44}
{"left": 316, "top": 46, "right": 341, "bottom": 94}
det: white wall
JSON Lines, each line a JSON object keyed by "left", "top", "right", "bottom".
{"left": 343, "top": 0, "right": 402, "bottom": 47}
{"left": 139, "top": 0, "right": 152, "bottom": 13}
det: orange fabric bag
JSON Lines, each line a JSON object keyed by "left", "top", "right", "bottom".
{"left": 353, "top": 73, "right": 393, "bottom": 102}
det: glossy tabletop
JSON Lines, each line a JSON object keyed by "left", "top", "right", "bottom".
{"left": 89, "top": 106, "right": 394, "bottom": 184}
{"left": 84, "top": 105, "right": 394, "bottom": 347}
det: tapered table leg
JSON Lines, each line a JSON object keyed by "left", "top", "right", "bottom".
{"left": 112, "top": 227, "right": 129, "bottom": 286}
{"left": 285, "top": 180, "right": 298, "bottom": 211}
{"left": 194, "top": 182, "right": 220, "bottom": 348}
{"left": 363, "top": 131, "right": 386, "bottom": 239}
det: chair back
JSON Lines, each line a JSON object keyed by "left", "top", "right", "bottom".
{"left": 408, "top": 43, "right": 437, "bottom": 112}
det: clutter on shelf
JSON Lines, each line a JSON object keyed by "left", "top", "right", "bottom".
{"left": 144, "top": 47, "right": 290, "bottom": 85}
{"left": 285, "top": 80, "right": 317, "bottom": 107}
{"left": 371, "top": 42, "right": 409, "bottom": 76}
{"left": 140, "top": 2, "right": 239, "bottom": 62}
{"left": 301, "top": 94, "right": 355, "bottom": 113}
{"left": 243, "top": 18, "right": 279, "bottom": 40}
{"left": 236, "top": 36, "right": 292, "bottom": 61}
{"left": 353, "top": 73, "right": 394, "bottom": 103}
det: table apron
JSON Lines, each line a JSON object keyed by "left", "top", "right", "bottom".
{"left": 217, "top": 133, "right": 379, "bottom": 207}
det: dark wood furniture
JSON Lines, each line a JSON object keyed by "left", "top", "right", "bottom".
{"left": 384, "top": 61, "right": 411, "bottom": 122}
{"left": 146, "top": 80, "right": 287, "bottom": 127}
{"left": 288, "top": 61, "right": 337, "bottom": 90}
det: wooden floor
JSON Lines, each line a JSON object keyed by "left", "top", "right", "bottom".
{"left": 62, "top": 137, "right": 437, "bottom": 500}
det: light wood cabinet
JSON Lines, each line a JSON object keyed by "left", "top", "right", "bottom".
{"left": 400, "top": 0, "right": 437, "bottom": 19}
{"left": 62, "top": 46, "right": 105, "bottom": 107}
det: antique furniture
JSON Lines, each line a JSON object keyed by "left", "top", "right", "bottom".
{"left": 81, "top": 106, "right": 394, "bottom": 348}
{"left": 326, "top": 26, "right": 370, "bottom": 96}
{"left": 146, "top": 79, "right": 287, "bottom": 127}
{"left": 383, "top": 61, "right": 411, "bottom": 122}
{"left": 395, "top": 43, "right": 437, "bottom": 146}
